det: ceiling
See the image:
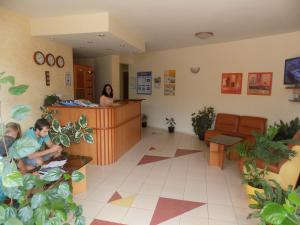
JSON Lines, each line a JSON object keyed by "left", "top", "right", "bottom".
{"left": 1, "top": 0, "right": 300, "bottom": 57}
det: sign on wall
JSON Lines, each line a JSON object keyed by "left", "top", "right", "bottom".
{"left": 137, "top": 71, "right": 152, "bottom": 95}
{"left": 164, "top": 70, "right": 176, "bottom": 96}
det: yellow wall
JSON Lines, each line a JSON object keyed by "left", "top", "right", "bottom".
{"left": 129, "top": 31, "right": 300, "bottom": 134}
{"left": 0, "top": 7, "right": 74, "bottom": 130}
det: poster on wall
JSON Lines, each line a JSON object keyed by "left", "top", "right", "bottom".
{"left": 154, "top": 76, "right": 161, "bottom": 88}
{"left": 221, "top": 73, "right": 242, "bottom": 94}
{"left": 247, "top": 72, "right": 273, "bottom": 96}
{"left": 137, "top": 71, "right": 152, "bottom": 95}
{"left": 164, "top": 70, "right": 176, "bottom": 96}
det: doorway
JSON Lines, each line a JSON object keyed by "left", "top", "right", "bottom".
{"left": 120, "top": 64, "right": 129, "bottom": 100}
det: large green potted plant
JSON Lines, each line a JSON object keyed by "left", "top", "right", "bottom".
{"left": 273, "top": 117, "right": 300, "bottom": 141}
{"left": 0, "top": 72, "right": 89, "bottom": 225}
{"left": 191, "top": 106, "right": 215, "bottom": 140}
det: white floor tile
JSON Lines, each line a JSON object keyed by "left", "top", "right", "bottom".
{"left": 208, "top": 204, "right": 237, "bottom": 223}
{"left": 122, "top": 207, "right": 153, "bottom": 225}
{"left": 95, "top": 204, "right": 128, "bottom": 223}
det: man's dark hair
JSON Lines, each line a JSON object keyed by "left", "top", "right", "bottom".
{"left": 34, "top": 118, "right": 50, "bottom": 131}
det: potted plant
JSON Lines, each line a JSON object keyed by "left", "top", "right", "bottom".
{"left": 166, "top": 117, "right": 176, "bottom": 133}
{"left": 191, "top": 106, "right": 215, "bottom": 140}
{"left": 247, "top": 179, "right": 294, "bottom": 223}
{"left": 0, "top": 73, "right": 89, "bottom": 225}
{"left": 273, "top": 117, "right": 300, "bottom": 141}
{"left": 43, "top": 94, "right": 61, "bottom": 107}
{"left": 142, "top": 114, "right": 148, "bottom": 128}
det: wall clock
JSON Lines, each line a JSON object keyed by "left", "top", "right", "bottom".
{"left": 46, "top": 53, "right": 55, "bottom": 66}
{"left": 56, "top": 56, "right": 65, "bottom": 68}
{"left": 33, "top": 51, "right": 45, "bottom": 65}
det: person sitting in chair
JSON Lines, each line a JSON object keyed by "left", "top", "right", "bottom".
{"left": 22, "top": 118, "right": 62, "bottom": 169}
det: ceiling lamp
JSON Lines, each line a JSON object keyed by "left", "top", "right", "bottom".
{"left": 194, "top": 32, "right": 214, "bottom": 39}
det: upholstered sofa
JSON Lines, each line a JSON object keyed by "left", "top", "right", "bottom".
{"left": 204, "top": 113, "right": 267, "bottom": 145}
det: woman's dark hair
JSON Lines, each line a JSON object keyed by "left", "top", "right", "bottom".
{"left": 34, "top": 118, "right": 50, "bottom": 131}
{"left": 102, "top": 84, "right": 113, "bottom": 98}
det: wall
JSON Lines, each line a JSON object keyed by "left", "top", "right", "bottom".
{"left": 129, "top": 31, "right": 300, "bottom": 134}
{"left": 0, "top": 7, "right": 74, "bottom": 130}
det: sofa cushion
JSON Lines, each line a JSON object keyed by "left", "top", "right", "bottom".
{"left": 238, "top": 116, "right": 267, "bottom": 136}
{"left": 215, "top": 113, "right": 240, "bottom": 133}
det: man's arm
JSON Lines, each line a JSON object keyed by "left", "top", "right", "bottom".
{"left": 27, "top": 147, "right": 58, "bottom": 159}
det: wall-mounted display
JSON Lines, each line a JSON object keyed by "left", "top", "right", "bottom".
{"left": 221, "top": 73, "right": 242, "bottom": 94}
{"left": 137, "top": 71, "right": 152, "bottom": 95}
{"left": 164, "top": 70, "right": 176, "bottom": 96}
{"left": 247, "top": 72, "right": 273, "bottom": 96}
{"left": 56, "top": 56, "right": 65, "bottom": 68}
{"left": 46, "top": 53, "right": 55, "bottom": 66}
{"left": 154, "top": 76, "right": 161, "bottom": 88}
{"left": 33, "top": 51, "right": 45, "bottom": 65}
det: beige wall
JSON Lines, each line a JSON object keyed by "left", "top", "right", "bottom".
{"left": 0, "top": 7, "right": 74, "bottom": 130}
{"left": 129, "top": 31, "right": 300, "bottom": 134}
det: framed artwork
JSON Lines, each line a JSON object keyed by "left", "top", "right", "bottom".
{"left": 221, "top": 73, "right": 243, "bottom": 94}
{"left": 247, "top": 72, "right": 273, "bottom": 96}
{"left": 137, "top": 71, "right": 152, "bottom": 95}
{"left": 164, "top": 70, "right": 176, "bottom": 96}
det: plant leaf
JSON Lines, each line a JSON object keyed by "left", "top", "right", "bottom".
{"left": 79, "top": 115, "right": 87, "bottom": 128}
{"left": 0, "top": 76, "right": 15, "bottom": 86}
{"left": 288, "top": 192, "right": 300, "bottom": 206}
{"left": 2, "top": 170, "right": 23, "bottom": 187}
{"left": 4, "top": 217, "right": 23, "bottom": 225}
{"left": 59, "top": 134, "right": 70, "bottom": 147}
{"left": 10, "top": 104, "right": 31, "bottom": 121}
{"left": 260, "top": 203, "right": 287, "bottom": 224}
{"left": 75, "top": 216, "right": 85, "bottom": 225}
{"left": 8, "top": 85, "right": 29, "bottom": 95}
{"left": 33, "top": 206, "right": 49, "bottom": 225}
{"left": 8, "top": 136, "right": 40, "bottom": 158}
{"left": 57, "top": 182, "right": 71, "bottom": 198}
{"left": 75, "top": 131, "right": 83, "bottom": 139}
{"left": 52, "top": 120, "right": 61, "bottom": 132}
{"left": 18, "top": 206, "right": 33, "bottom": 222}
{"left": 71, "top": 171, "right": 84, "bottom": 182}
{"left": 43, "top": 168, "right": 62, "bottom": 182}
{"left": 31, "top": 192, "right": 46, "bottom": 209}
{"left": 83, "top": 133, "right": 94, "bottom": 144}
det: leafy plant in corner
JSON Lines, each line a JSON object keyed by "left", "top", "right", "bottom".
{"left": 273, "top": 117, "right": 300, "bottom": 141}
{"left": 166, "top": 117, "right": 176, "bottom": 133}
{"left": 0, "top": 72, "right": 87, "bottom": 225}
{"left": 191, "top": 106, "right": 215, "bottom": 140}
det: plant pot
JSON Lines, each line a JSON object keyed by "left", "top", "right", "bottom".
{"left": 168, "top": 127, "right": 175, "bottom": 133}
{"left": 244, "top": 183, "right": 264, "bottom": 205}
{"left": 142, "top": 122, "right": 147, "bottom": 128}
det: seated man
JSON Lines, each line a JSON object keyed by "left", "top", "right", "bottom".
{"left": 22, "top": 118, "right": 62, "bottom": 168}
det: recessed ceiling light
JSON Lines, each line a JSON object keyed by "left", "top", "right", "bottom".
{"left": 98, "top": 33, "right": 105, "bottom": 37}
{"left": 194, "top": 32, "right": 214, "bottom": 39}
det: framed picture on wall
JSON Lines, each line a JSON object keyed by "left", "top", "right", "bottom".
{"left": 137, "top": 71, "right": 152, "bottom": 95}
{"left": 221, "top": 73, "right": 243, "bottom": 94}
{"left": 247, "top": 72, "right": 273, "bottom": 96}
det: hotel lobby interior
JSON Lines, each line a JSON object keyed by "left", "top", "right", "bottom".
{"left": 0, "top": 1, "right": 300, "bottom": 225}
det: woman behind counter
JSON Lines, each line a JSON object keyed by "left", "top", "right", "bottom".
{"left": 100, "top": 84, "right": 114, "bottom": 106}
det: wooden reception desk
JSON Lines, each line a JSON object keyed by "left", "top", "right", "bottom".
{"left": 49, "top": 101, "right": 141, "bottom": 165}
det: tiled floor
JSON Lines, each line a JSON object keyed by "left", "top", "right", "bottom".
{"left": 72, "top": 128, "right": 259, "bottom": 225}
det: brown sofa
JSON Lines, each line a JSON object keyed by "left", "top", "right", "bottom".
{"left": 205, "top": 113, "right": 267, "bottom": 145}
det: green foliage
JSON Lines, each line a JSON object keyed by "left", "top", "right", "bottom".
{"left": 274, "top": 117, "right": 300, "bottom": 141}
{"left": 260, "top": 187, "right": 300, "bottom": 225}
{"left": 43, "top": 94, "right": 61, "bottom": 107}
{"left": 0, "top": 73, "right": 87, "bottom": 225}
{"left": 42, "top": 111, "right": 94, "bottom": 147}
{"left": 165, "top": 117, "right": 176, "bottom": 128}
{"left": 242, "top": 160, "right": 267, "bottom": 188}
{"left": 191, "top": 106, "right": 215, "bottom": 140}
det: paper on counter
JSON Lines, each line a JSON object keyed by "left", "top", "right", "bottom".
{"left": 41, "top": 159, "right": 67, "bottom": 169}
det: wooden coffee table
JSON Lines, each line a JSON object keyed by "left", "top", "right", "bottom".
{"left": 207, "top": 135, "right": 242, "bottom": 169}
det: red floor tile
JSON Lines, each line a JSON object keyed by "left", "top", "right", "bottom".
{"left": 108, "top": 191, "right": 122, "bottom": 203}
{"left": 90, "top": 219, "right": 125, "bottom": 225}
{"left": 174, "top": 149, "right": 202, "bottom": 157}
{"left": 150, "top": 197, "right": 205, "bottom": 225}
{"left": 137, "top": 155, "right": 170, "bottom": 165}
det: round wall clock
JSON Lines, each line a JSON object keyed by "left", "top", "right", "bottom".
{"left": 56, "top": 56, "right": 65, "bottom": 68}
{"left": 46, "top": 53, "right": 55, "bottom": 66}
{"left": 33, "top": 51, "right": 45, "bottom": 65}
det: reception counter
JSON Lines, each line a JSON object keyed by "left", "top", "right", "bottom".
{"left": 49, "top": 101, "right": 141, "bottom": 165}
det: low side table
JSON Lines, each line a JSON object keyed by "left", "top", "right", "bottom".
{"left": 207, "top": 135, "right": 242, "bottom": 169}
